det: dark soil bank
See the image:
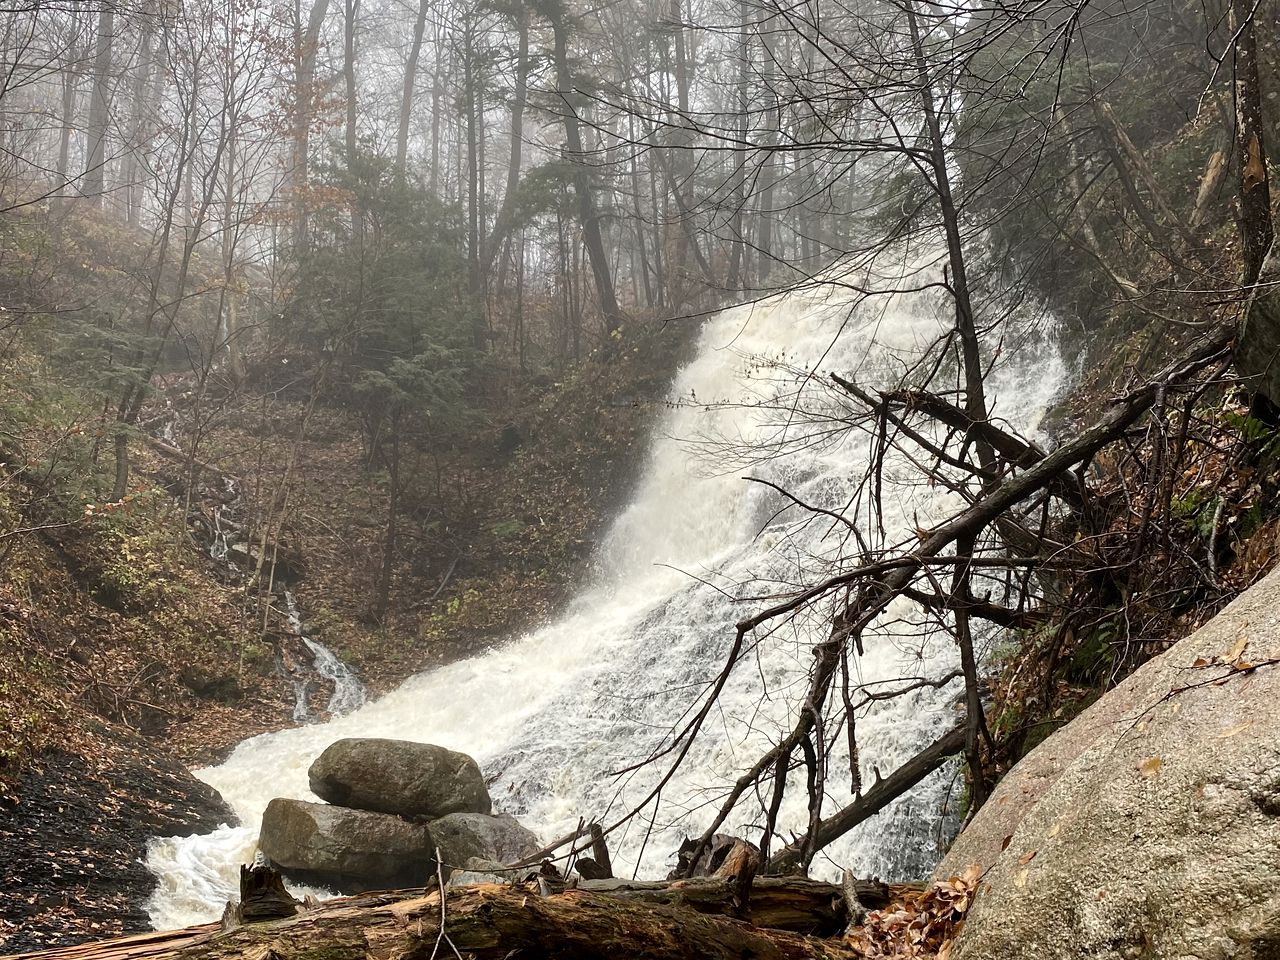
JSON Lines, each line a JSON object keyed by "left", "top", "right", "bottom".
{"left": 0, "top": 742, "right": 232, "bottom": 953}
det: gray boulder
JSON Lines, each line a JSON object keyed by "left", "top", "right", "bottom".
{"left": 944, "top": 565, "right": 1280, "bottom": 960}
{"left": 1237, "top": 247, "right": 1280, "bottom": 406}
{"left": 308, "top": 738, "right": 491, "bottom": 818}
{"left": 258, "top": 797, "right": 434, "bottom": 891}
{"left": 447, "top": 869, "right": 511, "bottom": 887}
{"left": 429, "top": 813, "right": 541, "bottom": 871}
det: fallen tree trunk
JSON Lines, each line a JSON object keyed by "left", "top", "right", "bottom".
{"left": 7, "top": 885, "right": 865, "bottom": 960}
{"left": 139, "top": 432, "right": 237, "bottom": 485}
{"left": 579, "top": 875, "right": 889, "bottom": 935}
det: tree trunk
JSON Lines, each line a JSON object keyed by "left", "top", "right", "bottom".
{"left": 464, "top": 20, "right": 486, "bottom": 351}
{"left": 727, "top": 0, "right": 751, "bottom": 292}
{"left": 374, "top": 410, "right": 400, "bottom": 623}
{"left": 122, "top": 19, "right": 157, "bottom": 226}
{"left": 546, "top": 3, "right": 623, "bottom": 338}
{"left": 904, "top": 1, "right": 993, "bottom": 474}
{"left": 342, "top": 0, "right": 360, "bottom": 169}
{"left": 37, "top": 885, "right": 867, "bottom": 960}
{"left": 1230, "top": 0, "right": 1274, "bottom": 286}
{"left": 429, "top": 20, "right": 444, "bottom": 196}
{"left": 55, "top": 44, "right": 78, "bottom": 207}
{"left": 484, "top": 5, "right": 528, "bottom": 276}
{"left": 395, "top": 0, "right": 428, "bottom": 181}
{"left": 292, "top": 0, "right": 332, "bottom": 255}
{"left": 82, "top": 5, "right": 114, "bottom": 205}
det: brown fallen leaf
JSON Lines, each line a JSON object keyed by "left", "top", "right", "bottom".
{"left": 1017, "top": 849, "right": 1037, "bottom": 865}
{"left": 1226, "top": 634, "right": 1249, "bottom": 664}
{"left": 1139, "top": 755, "right": 1162, "bottom": 778}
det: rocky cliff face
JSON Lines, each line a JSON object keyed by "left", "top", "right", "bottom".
{"left": 943, "top": 565, "right": 1280, "bottom": 960}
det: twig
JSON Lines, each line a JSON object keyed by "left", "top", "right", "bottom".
{"left": 1207, "top": 497, "right": 1225, "bottom": 589}
{"left": 430, "top": 846, "right": 463, "bottom": 960}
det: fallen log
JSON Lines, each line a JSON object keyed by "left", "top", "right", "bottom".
{"left": 5, "top": 885, "right": 865, "bottom": 960}
{"left": 579, "top": 875, "right": 889, "bottom": 935}
{"left": 139, "top": 433, "right": 237, "bottom": 485}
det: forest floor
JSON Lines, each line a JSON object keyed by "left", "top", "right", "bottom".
{"left": 0, "top": 319, "right": 696, "bottom": 950}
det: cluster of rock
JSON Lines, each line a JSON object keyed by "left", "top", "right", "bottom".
{"left": 257, "top": 738, "right": 541, "bottom": 892}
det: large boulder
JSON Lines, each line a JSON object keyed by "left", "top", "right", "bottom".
{"left": 429, "top": 813, "right": 542, "bottom": 871}
{"left": 258, "top": 798, "right": 434, "bottom": 891}
{"left": 944, "top": 565, "right": 1280, "bottom": 960}
{"left": 308, "top": 738, "right": 491, "bottom": 818}
{"left": 1237, "top": 247, "right": 1280, "bottom": 407}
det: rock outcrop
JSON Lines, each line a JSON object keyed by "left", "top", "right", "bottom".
{"left": 944, "top": 565, "right": 1280, "bottom": 960}
{"left": 1237, "top": 248, "right": 1280, "bottom": 407}
{"left": 308, "top": 738, "right": 491, "bottom": 818}
{"left": 257, "top": 798, "right": 435, "bottom": 891}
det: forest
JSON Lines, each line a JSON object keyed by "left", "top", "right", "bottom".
{"left": 2, "top": 0, "right": 1280, "bottom": 957}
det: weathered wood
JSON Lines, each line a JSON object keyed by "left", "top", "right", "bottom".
{"left": 587, "top": 821, "right": 613, "bottom": 879}
{"left": 5, "top": 886, "right": 864, "bottom": 960}
{"left": 236, "top": 864, "right": 300, "bottom": 922}
{"left": 841, "top": 870, "right": 868, "bottom": 929}
{"left": 578, "top": 875, "right": 888, "bottom": 935}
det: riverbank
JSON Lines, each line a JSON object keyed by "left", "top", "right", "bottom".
{"left": 0, "top": 319, "right": 694, "bottom": 948}
{"left": 0, "top": 737, "right": 230, "bottom": 952}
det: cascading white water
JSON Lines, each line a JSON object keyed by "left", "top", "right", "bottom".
{"left": 144, "top": 274, "right": 1066, "bottom": 930}
{"left": 283, "top": 591, "right": 368, "bottom": 720}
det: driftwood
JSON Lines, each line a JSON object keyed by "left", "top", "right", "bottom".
{"left": 5, "top": 884, "right": 871, "bottom": 960}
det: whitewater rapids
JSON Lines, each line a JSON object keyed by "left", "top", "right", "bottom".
{"left": 144, "top": 274, "right": 1065, "bottom": 929}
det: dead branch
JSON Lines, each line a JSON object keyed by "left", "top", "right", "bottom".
{"left": 679, "top": 324, "right": 1232, "bottom": 874}
{"left": 768, "top": 724, "right": 966, "bottom": 873}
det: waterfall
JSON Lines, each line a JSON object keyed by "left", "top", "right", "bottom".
{"left": 143, "top": 275, "right": 1065, "bottom": 930}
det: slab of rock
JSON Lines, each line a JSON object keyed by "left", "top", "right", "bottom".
{"left": 308, "top": 738, "right": 491, "bottom": 818}
{"left": 258, "top": 798, "right": 434, "bottom": 891}
{"left": 944, "top": 565, "right": 1280, "bottom": 960}
{"left": 429, "top": 813, "right": 541, "bottom": 871}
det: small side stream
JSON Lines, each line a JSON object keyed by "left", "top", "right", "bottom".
{"left": 148, "top": 408, "right": 366, "bottom": 724}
